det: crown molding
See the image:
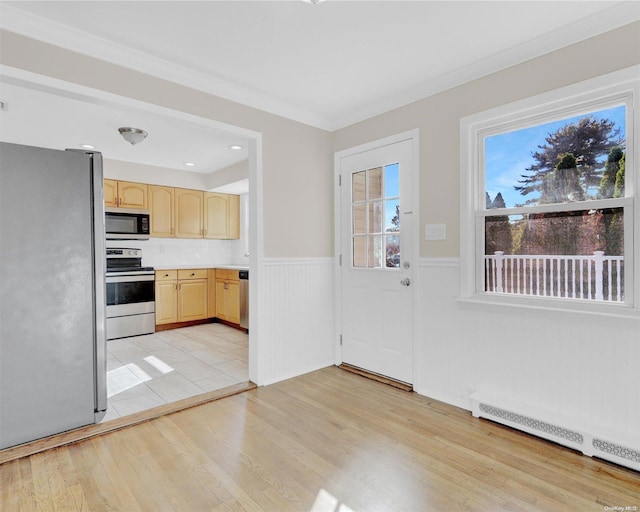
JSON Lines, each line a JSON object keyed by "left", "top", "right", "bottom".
{"left": 2, "top": 2, "right": 639, "bottom": 132}
{"left": 330, "top": 1, "right": 640, "bottom": 130}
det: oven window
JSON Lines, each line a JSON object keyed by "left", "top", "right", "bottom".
{"left": 106, "top": 280, "right": 155, "bottom": 306}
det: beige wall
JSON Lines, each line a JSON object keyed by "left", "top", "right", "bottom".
{"left": 104, "top": 159, "right": 210, "bottom": 190}
{"left": 0, "top": 30, "right": 333, "bottom": 258}
{"left": 2, "top": 23, "right": 639, "bottom": 259}
{"left": 332, "top": 21, "right": 640, "bottom": 258}
{"left": 207, "top": 159, "right": 248, "bottom": 190}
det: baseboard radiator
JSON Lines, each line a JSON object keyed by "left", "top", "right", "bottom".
{"left": 470, "top": 392, "right": 640, "bottom": 472}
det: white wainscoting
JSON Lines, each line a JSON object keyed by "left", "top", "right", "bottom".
{"left": 259, "top": 257, "right": 335, "bottom": 386}
{"left": 416, "top": 257, "right": 640, "bottom": 444}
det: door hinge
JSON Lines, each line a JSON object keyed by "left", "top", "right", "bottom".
{"left": 338, "top": 174, "right": 342, "bottom": 186}
{"left": 339, "top": 254, "right": 342, "bottom": 266}
{"left": 340, "top": 334, "right": 343, "bottom": 345}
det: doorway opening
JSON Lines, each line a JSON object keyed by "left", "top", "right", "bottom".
{"left": 0, "top": 68, "right": 263, "bottom": 423}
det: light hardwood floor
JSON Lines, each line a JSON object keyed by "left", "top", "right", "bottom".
{"left": 1, "top": 366, "right": 638, "bottom": 512}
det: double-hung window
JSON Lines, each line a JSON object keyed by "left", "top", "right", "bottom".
{"left": 460, "top": 67, "right": 639, "bottom": 316}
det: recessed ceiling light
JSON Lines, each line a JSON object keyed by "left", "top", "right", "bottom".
{"left": 184, "top": 162, "right": 195, "bottom": 167}
{"left": 229, "top": 145, "right": 243, "bottom": 150}
{"left": 80, "top": 144, "right": 95, "bottom": 149}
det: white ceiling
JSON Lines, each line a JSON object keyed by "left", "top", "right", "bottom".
{"left": 1, "top": 1, "right": 639, "bottom": 178}
{"left": 0, "top": 79, "right": 250, "bottom": 175}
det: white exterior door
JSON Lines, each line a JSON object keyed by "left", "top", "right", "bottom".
{"left": 338, "top": 136, "right": 415, "bottom": 384}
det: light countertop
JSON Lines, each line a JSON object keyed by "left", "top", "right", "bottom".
{"left": 153, "top": 264, "right": 249, "bottom": 271}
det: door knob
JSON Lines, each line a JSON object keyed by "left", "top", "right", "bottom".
{"left": 400, "top": 278, "right": 411, "bottom": 287}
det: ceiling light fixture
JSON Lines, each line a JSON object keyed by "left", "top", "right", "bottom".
{"left": 184, "top": 162, "right": 195, "bottom": 167}
{"left": 118, "top": 127, "right": 148, "bottom": 145}
{"left": 229, "top": 144, "right": 243, "bottom": 150}
{"left": 302, "top": 0, "right": 326, "bottom": 4}
{"left": 80, "top": 144, "right": 95, "bottom": 149}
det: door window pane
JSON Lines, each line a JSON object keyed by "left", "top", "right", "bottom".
{"left": 353, "top": 204, "right": 366, "bottom": 234}
{"left": 385, "top": 199, "right": 399, "bottom": 233}
{"left": 352, "top": 164, "right": 401, "bottom": 269}
{"left": 368, "top": 236, "right": 382, "bottom": 268}
{"left": 385, "top": 163, "right": 399, "bottom": 197}
{"left": 386, "top": 235, "right": 400, "bottom": 268}
{"left": 369, "top": 201, "right": 383, "bottom": 233}
{"left": 353, "top": 237, "right": 366, "bottom": 268}
{"left": 353, "top": 171, "right": 366, "bottom": 202}
{"left": 367, "top": 167, "right": 383, "bottom": 200}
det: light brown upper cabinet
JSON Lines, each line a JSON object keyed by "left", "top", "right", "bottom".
{"left": 148, "top": 185, "right": 240, "bottom": 240}
{"left": 148, "top": 185, "right": 175, "bottom": 238}
{"left": 204, "top": 193, "right": 240, "bottom": 240}
{"left": 104, "top": 179, "right": 148, "bottom": 210}
{"left": 104, "top": 179, "right": 118, "bottom": 208}
{"left": 174, "top": 188, "right": 204, "bottom": 239}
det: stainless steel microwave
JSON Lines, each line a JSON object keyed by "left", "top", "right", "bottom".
{"left": 105, "top": 208, "right": 150, "bottom": 240}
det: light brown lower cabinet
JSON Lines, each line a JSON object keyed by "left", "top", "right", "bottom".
{"left": 155, "top": 271, "right": 179, "bottom": 324}
{"left": 207, "top": 269, "right": 217, "bottom": 319}
{"left": 155, "top": 269, "right": 208, "bottom": 325}
{"left": 215, "top": 269, "right": 240, "bottom": 324}
{"left": 155, "top": 268, "right": 243, "bottom": 327}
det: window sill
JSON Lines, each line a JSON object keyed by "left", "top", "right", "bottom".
{"left": 456, "top": 293, "right": 640, "bottom": 321}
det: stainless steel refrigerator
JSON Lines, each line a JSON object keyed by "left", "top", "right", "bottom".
{"left": 0, "top": 142, "right": 107, "bottom": 450}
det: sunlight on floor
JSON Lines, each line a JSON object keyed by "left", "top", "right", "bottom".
{"left": 107, "top": 363, "right": 152, "bottom": 398}
{"left": 144, "top": 355, "right": 174, "bottom": 374}
{"left": 310, "top": 489, "right": 355, "bottom": 512}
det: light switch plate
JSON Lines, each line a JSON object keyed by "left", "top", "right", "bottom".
{"left": 425, "top": 223, "right": 446, "bottom": 241}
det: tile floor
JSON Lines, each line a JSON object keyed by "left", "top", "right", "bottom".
{"left": 103, "top": 323, "right": 248, "bottom": 421}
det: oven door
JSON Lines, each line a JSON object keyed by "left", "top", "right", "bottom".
{"left": 105, "top": 272, "right": 155, "bottom": 317}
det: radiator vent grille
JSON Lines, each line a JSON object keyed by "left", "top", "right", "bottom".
{"left": 479, "top": 403, "right": 584, "bottom": 445}
{"left": 593, "top": 439, "right": 640, "bottom": 463}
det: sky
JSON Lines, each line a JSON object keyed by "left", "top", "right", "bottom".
{"left": 484, "top": 104, "right": 626, "bottom": 208}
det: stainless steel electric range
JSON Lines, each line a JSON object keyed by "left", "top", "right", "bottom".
{"left": 105, "top": 248, "right": 155, "bottom": 340}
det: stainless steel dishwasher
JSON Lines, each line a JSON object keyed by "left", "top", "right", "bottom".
{"left": 239, "top": 270, "right": 249, "bottom": 330}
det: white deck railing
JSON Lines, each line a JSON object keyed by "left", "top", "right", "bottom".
{"left": 485, "top": 251, "right": 625, "bottom": 302}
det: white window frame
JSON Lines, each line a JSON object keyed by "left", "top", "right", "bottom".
{"left": 460, "top": 66, "right": 640, "bottom": 318}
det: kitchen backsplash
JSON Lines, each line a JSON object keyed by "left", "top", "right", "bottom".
{"left": 106, "top": 237, "right": 248, "bottom": 268}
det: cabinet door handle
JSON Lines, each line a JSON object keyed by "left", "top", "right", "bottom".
{"left": 191, "top": 273, "right": 195, "bottom": 277}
